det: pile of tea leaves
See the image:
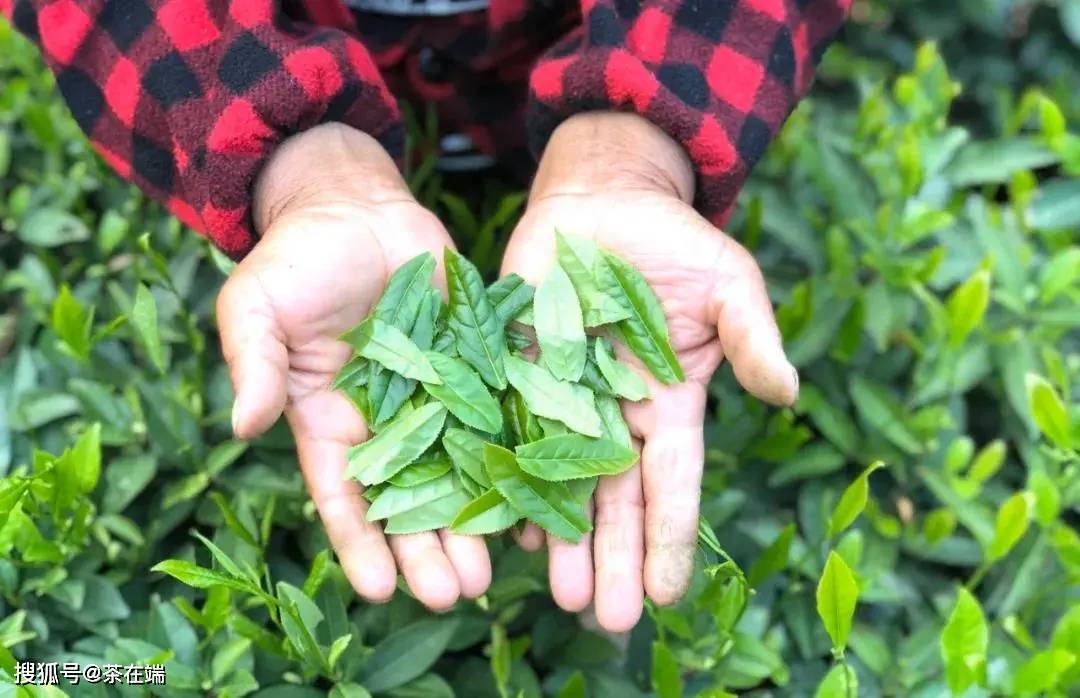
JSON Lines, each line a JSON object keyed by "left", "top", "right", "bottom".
{"left": 334, "top": 232, "right": 684, "bottom": 541}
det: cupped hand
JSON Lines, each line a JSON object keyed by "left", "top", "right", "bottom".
{"left": 502, "top": 113, "right": 798, "bottom": 632}
{"left": 216, "top": 123, "right": 490, "bottom": 610}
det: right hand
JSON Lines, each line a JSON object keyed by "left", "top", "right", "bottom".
{"left": 217, "top": 123, "right": 490, "bottom": 610}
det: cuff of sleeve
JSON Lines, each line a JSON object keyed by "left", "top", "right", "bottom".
{"left": 167, "top": 32, "right": 403, "bottom": 260}
{"left": 526, "top": 44, "right": 768, "bottom": 230}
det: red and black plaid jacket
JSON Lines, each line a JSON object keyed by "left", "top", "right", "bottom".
{"left": 2, "top": 0, "right": 850, "bottom": 259}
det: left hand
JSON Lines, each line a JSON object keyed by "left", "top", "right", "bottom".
{"left": 502, "top": 113, "right": 799, "bottom": 632}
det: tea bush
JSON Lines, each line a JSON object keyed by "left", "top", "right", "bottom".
{"left": 1, "top": 3, "right": 1078, "bottom": 696}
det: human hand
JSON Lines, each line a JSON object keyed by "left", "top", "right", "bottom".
{"left": 217, "top": 123, "right": 490, "bottom": 610}
{"left": 502, "top": 113, "right": 798, "bottom": 631}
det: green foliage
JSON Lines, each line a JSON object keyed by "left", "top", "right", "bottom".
{"left": 1, "top": 9, "right": 1078, "bottom": 698}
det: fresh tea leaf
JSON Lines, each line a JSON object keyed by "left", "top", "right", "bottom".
{"left": 504, "top": 354, "right": 602, "bottom": 437}
{"left": 987, "top": 491, "right": 1031, "bottom": 562}
{"left": 360, "top": 618, "right": 461, "bottom": 693}
{"left": 1025, "top": 373, "right": 1072, "bottom": 449}
{"left": 346, "top": 403, "right": 447, "bottom": 485}
{"left": 829, "top": 461, "right": 884, "bottom": 537}
{"left": 484, "top": 443, "right": 590, "bottom": 542}
{"left": 600, "top": 253, "right": 683, "bottom": 383}
{"left": 374, "top": 252, "right": 436, "bottom": 326}
{"left": 388, "top": 457, "right": 452, "bottom": 488}
{"left": 422, "top": 352, "right": 501, "bottom": 433}
{"left": 486, "top": 274, "right": 534, "bottom": 325}
{"left": 342, "top": 318, "right": 440, "bottom": 384}
{"left": 132, "top": 284, "right": 166, "bottom": 373}
{"left": 534, "top": 263, "right": 587, "bottom": 381}
{"left": 445, "top": 249, "right": 506, "bottom": 388}
{"left": 940, "top": 587, "right": 988, "bottom": 695}
{"left": 594, "top": 337, "right": 649, "bottom": 401}
{"left": 442, "top": 427, "right": 492, "bottom": 488}
{"left": 366, "top": 473, "right": 457, "bottom": 521}
{"left": 515, "top": 434, "right": 637, "bottom": 481}
{"left": 383, "top": 490, "right": 471, "bottom": 535}
{"left": 450, "top": 488, "right": 521, "bottom": 535}
{"left": 814, "top": 663, "right": 857, "bottom": 698}
{"left": 555, "top": 231, "right": 631, "bottom": 326}
{"left": 816, "top": 551, "right": 858, "bottom": 651}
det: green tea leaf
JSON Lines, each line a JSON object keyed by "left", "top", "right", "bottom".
{"left": 484, "top": 443, "right": 590, "bottom": 542}
{"left": 940, "top": 587, "right": 988, "bottom": 695}
{"left": 829, "top": 461, "right": 884, "bottom": 537}
{"left": 342, "top": 318, "right": 440, "bottom": 384}
{"left": 388, "top": 457, "right": 452, "bottom": 488}
{"left": 333, "top": 356, "right": 370, "bottom": 390}
{"left": 814, "top": 663, "right": 857, "bottom": 698}
{"left": 450, "top": 488, "right": 520, "bottom": 535}
{"left": 747, "top": 523, "right": 795, "bottom": 587}
{"left": 367, "top": 473, "right": 458, "bottom": 521}
{"left": 600, "top": 253, "right": 683, "bottom": 383}
{"left": 849, "top": 376, "right": 922, "bottom": 454}
{"left": 383, "top": 490, "right": 471, "bottom": 534}
{"left": 816, "top": 551, "right": 858, "bottom": 651}
{"left": 446, "top": 249, "right": 506, "bottom": 388}
{"left": 987, "top": 491, "right": 1031, "bottom": 561}
{"left": 346, "top": 403, "right": 447, "bottom": 485}
{"left": 374, "top": 252, "right": 436, "bottom": 326}
{"left": 442, "top": 427, "right": 492, "bottom": 488}
{"left": 1025, "top": 373, "right": 1072, "bottom": 449}
{"left": 150, "top": 560, "right": 253, "bottom": 593}
{"left": 594, "top": 337, "right": 649, "bottom": 401}
{"left": 945, "top": 269, "right": 990, "bottom": 346}
{"left": 502, "top": 390, "right": 544, "bottom": 446}
{"left": 923, "top": 508, "right": 957, "bottom": 544}
{"left": 651, "top": 641, "right": 683, "bottom": 698}
{"left": 133, "top": 284, "right": 166, "bottom": 373}
{"left": 360, "top": 618, "right": 460, "bottom": 693}
{"left": 515, "top": 434, "right": 637, "bottom": 481}
{"left": 555, "top": 231, "right": 631, "bottom": 326}
{"left": 422, "top": 352, "right": 501, "bottom": 433}
{"left": 595, "top": 395, "right": 632, "bottom": 447}
{"left": 486, "top": 274, "right": 535, "bottom": 325}
{"left": 504, "top": 354, "right": 602, "bottom": 437}
{"left": 52, "top": 285, "right": 93, "bottom": 361}
{"left": 534, "top": 263, "right": 587, "bottom": 381}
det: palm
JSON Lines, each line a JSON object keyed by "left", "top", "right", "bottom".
{"left": 502, "top": 190, "right": 795, "bottom": 631}
{"left": 219, "top": 199, "right": 491, "bottom": 610}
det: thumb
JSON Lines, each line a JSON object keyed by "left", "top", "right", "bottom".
{"left": 216, "top": 271, "right": 289, "bottom": 439}
{"left": 707, "top": 236, "right": 798, "bottom": 406}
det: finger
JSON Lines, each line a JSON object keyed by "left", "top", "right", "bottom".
{"left": 389, "top": 533, "right": 461, "bottom": 612}
{"left": 217, "top": 271, "right": 289, "bottom": 439}
{"left": 593, "top": 464, "right": 645, "bottom": 633}
{"left": 707, "top": 238, "right": 798, "bottom": 406}
{"left": 515, "top": 522, "right": 546, "bottom": 551}
{"left": 548, "top": 499, "right": 594, "bottom": 613}
{"left": 626, "top": 383, "right": 707, "bottom": 606}
{"left": 439, "top": 530, "right": 492, "bottom": 599}
{"left": 288, "top": 392, "right": 397, "bottom": 603}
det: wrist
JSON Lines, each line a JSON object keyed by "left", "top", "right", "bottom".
{"left": 252, "top": 123, "right": 413, "bottom": 235}
{"left": 531, "top": 112, "right": 695, "bottom": 204}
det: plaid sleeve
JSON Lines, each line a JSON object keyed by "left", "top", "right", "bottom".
{"left": 527, "top": 0, "right": 851, "bottom": 226}
{"left": 1, "top": 0, "right": 403, "bottom": 259}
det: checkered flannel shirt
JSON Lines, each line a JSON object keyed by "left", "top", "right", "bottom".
{"left": 2, "top": 0, "right": 850, "bottom": 259}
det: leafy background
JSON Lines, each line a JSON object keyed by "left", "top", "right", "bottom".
{"left": 1, "top": 0, "right": 1079, "bottom": 696}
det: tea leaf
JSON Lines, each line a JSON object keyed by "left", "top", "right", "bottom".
{"left": 484, "top": 443, "right": 590, "bottom": 542}
{"left": 442, "top": 427, "right": 492, "bottom": 488}
{"left": 333, "top": 356, "right": 370, "bottom": 391}
{"left": 747, "top": 523, "right": 795, "bottom": 587}
{"left": 52, "top": 285, "right": 93, "bottom": 361}
{"left": 383, "top": 490, "right": 471, "bottom": 534}
{"left": 502, "top": 390, "right": 544, "bottom": 446}
{"left": 555, "top": 231, "right": 631, "bottom": 326}
{"left": 373, "top": 252, "right": 436, "bottom": 326}
{"left": 987, "top": 491, "right": 1031, "bottom": 561}
{"left": 422, "top": 352, "right": 501, "bottom": 433}
{"left": 829, "top": 461, "right": 884, "bottom": 537}
{"left": 816, "top": 551, "right": 858, "bottom": 651}
{"left": 515, "top": 434, "right": 637, "bottom": 481}
{"left": 450, "top": 488, "right": 521, "bottom": 535}
{"left": 360, "top": 618, "right": 460, "bottom": 692}
{"left": 388, "top": 457, "right": 452, "bottom": 488}
{"left": 594, "top": 337, "right": 649, "bottom": 401}
{"left": 1025, "top": 373, "right": 1072, "bottom": 449}
{"left": 814, "top": 663, "right": 857, "bottom": 698}
{"left": 945, "top": 269, "right": 990, "bottom": 346}
{"left": 132, "top": 284, "right": 166, "bottom": 373}
{"left": 486, "top": 274, "right": 534, "bottom": 325}
{"left": 940, "top": 587, "right": 988, "bottom": 694}
{"left": 651, "top": 641, "right": 683, "bottom": 698}
{"left": 504, "top": 354, "right": 602, "bottom": 437}
{"left": 366, "top": 473, "right": 457, "bottom": 521}
{"left": 346, "top": 403, "right": 447, "bottom": 485}
{"left": 595, "top": 395, "right": 632, "bottom": 447}
{"left": 600, "top": 253, "right": 683, "bottom": 383}
{"left": 445, "top": 249, "right": 506, "bottom": 388}
{"left": 151, "top": 560, "right": 253, "bottom": 593}
{"left": 534, "top": 263, "right": 587, "bottom": 381}
{"left": 342, "top": 318, "right": 440, "bottom": 384}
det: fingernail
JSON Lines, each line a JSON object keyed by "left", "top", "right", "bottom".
{"left": 231, "top": 398, "right": 242, "bottom": 437}
{"left": 789, "top": 363, "right": 800, "bottom": 406}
